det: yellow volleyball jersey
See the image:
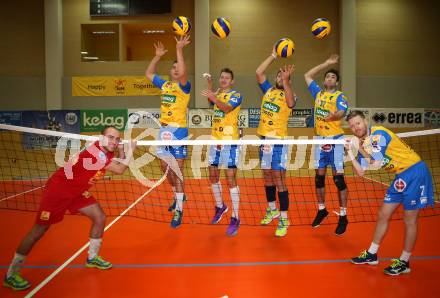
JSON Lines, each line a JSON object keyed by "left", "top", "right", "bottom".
{"left": 152, "top": 76, "right": 191, "bottom": 127}
{"left": 257, "top": 81, "right": 291, "bottom": 138}
{"left": 308, "top": 81, "right": 348, "bottom": 137}
{"left": 212, "top": 90, "right": 243, "bottom": 140}
{"left": 361, "top": 126, "right": 421, "bottom": 174}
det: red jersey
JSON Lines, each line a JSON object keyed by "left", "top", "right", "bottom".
{"left": 46, "top": 141, "right": 114, "bottom": 197}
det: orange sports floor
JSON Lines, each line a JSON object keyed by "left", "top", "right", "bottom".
{"left": 0, "top": 207, "right": 439, "bottom": 298}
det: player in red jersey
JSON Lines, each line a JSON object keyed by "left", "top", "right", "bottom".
{"left": 3, "top": 126, "right": 137, "bottom": 291}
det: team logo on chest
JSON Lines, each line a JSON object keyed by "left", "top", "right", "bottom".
{"left": 98, "top": 151, "right": 107, "bottom": 162}
{"left": 394, "top": 178, "right": 407, "bottom": 192}
{"left": 160, "top": 131, "right": 173, "bottom": 141}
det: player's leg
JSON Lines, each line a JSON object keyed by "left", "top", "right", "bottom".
{"left": 4, "top": 189, "right": 69, "bottom": 290}
{"left": 311, "top": 167, "right": 328, "bottom": 227}
{"left": 209, "top": 165, "right": 228, "bottom": 224}
{"left": 79, "top": 203, "right": 112, "bottom": 269}
{"left": 311, "top": 140, "right": 330, "bottom": 228}
{"left": 332, "top": 142, "right": 348, "bottom": 235}
{"left": 160, "top": 158, "right": 178, "bottom": 212}
{"left": 170, "top": 146, "right": 187, "bottom": 228}
{"left": 383, "top": 209, "right": 419, "bottom": 275}
{"left": 225, "top": 167, "right": 240, "bottom": 236}
{"left": 351, "top": 202, "right": 400, "bottom": 265}
{"left": 4, "top": 224, "right": 49, "bottom": 290}
{"left": 260, "top": 168, "right": 279, "bottom": 225}
{"left": 260, "top": 144, "right": 280, "bottom": 225}
{"left": 272, "top": 169, "right": 289, "bottom": 237}
{"left": 333, "top": 171, "right": 348, "bottom": 235}
{"left": 383, "top": 162, "right": 434, "bottom": 275}
{"left": 209, "top": 145, "right": 228, "bottom": 224}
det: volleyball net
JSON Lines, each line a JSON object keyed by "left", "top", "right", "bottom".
{"left": 0, "top": 123, "right": 439, "bottom": 226}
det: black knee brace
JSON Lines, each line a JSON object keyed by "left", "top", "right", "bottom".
{"left": 278, "top": 191, "right": 289, "bottom": 211}
{"left": 333, "top": 175, "right": 347, "bottom": 191}
{"left": 315, "top": 174, "right": 325, "bottom": 189}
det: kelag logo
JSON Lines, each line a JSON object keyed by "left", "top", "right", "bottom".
{"left": 81, "top": 109, "right": 128, "bottom": 132}
{"left": 262, "top": 102, "right": 280, "bottom": 113}
{"left": 214, "top": 109, "right": 225, "bottom": 118}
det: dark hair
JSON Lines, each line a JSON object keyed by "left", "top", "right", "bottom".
{"left": 325, "top": 69, "right": 340, "bottom": 82}
{"left": 220, "top": 67, "right": 234, "bottom": 80}
{"left": 101, "top": 125, "right": 118, "bottom": 135}
{"left": 346, "top": 110, "right": 366, "bottom": 122}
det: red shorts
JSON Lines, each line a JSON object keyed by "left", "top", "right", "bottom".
{"left": 36, "top": 186, "right": 97, "bottom": 225}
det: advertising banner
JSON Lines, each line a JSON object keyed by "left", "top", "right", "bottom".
{"left": 22, "top": 110, "right": 80, "bottom": 149}
{"left": 370, "top": 108, "right": 424, "bottom": 128}
{"left": 72, "top": 76, "right": 168, "bottom": 96}
{"left": 80, "top": 109, "right": 128, "bottom": 132}
{"left": 189, "top": 109, "right": 248, "bottom": 128}
{"left": 0, "top": 111, "right": 22, "bottom": 126}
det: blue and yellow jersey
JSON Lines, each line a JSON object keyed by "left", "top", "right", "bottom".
{"left": 257, "top": 80, "right": 292, "bottom": 138}
{"left": 212, "top": 90, "right": 243, "bottom": 140}
{"left": 308, "top": 80, "right": 348, "bottom": 137}
{"left": 152, "top": 75, "right": 191, "bottom": 128}
{"left": 360, "top": 126, "right": 421, "bottom": 174}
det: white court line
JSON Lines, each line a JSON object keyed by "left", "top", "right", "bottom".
{"left": 0, "top": 186, "right": 44, "bottom": 202}
{"left": 25, "top": 168, "right": 169, "bottom": 298}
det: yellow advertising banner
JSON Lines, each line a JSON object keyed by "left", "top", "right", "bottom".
{"left": 72, "top": 76, "right": 168, "bottom": 96}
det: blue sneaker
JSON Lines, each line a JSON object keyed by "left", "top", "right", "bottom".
{"left": 168, "top": 195, "right": 187, "bottom": 212}
{"left": 351, "top": 250, "right": 379, "bottom": 265}
{"left": 383, "top": 259, "right": 410, "bottom": 276}
{"left": 171, "top": 210, "right": 183, "bottom": 228}
{"left": 226, "top": 217, "right": 240, "bottom": 236}
{"left": 211, "top": 204, "right": 228, "bottom": 224}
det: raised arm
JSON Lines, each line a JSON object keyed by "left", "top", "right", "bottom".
{"left": 280, "top": 64, "right": 297, "bottom": 108}
{"left": 325, "top": 110, "right": 346, "bottom": 122}
{"left": 200, "top": 89, "right": 233, "bottom": 112}
{"left": 345, "top": 137, "right": 365, "bottom": 177}
{"left": 146, "top": 42, "right": 168, "bottom": 81}
{"left": 256, "top": 48, "right": 277, "bottom": 84}
{"left": 175, "top": 35, "right": 191, "bottom": 85}
{"left": 304, "top": 54, "right": 339, "bottom": 86}
{"left": 346, "top": 137, "right": 383, "bottom": 177}
{"left": 105, "top": 140, "right": 137, "bottom": 175}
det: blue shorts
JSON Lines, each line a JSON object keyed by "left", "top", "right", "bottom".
{"left": 314, "top": 135, "right": 344, "bottom": 172}
{"left": 156, "top": 126, "right": 188, "bottom": 159}
{"left": 259, "top": 137, "right": 288, "bottom": 170}
{"left": 384, "top": 161, "right": 435, "bottom": 210}
{"left": 208, "top": 145, "right": 239, "bottom": 168}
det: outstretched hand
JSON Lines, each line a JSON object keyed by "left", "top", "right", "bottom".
{"left": 201, "top": 88, "right": 219, "bottom": 104}
{"left": 280, "top": 64, "right": 295, "bottom": 81}
{"left": 326, "top": 54, "right": 339, "bottom": 65}
{"left": 175, "top": 35, "right": 191, "bottom": 49}
{"left": 154, "top": 42, "right": 168, "bottom": 57}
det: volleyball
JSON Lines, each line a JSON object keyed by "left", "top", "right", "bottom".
{"left": 211, "top": 17, "right": 231, "bottom": 39}
{"left": 274, "top": 38, "right": 295, "bottom": 58}
{"left": 172, "top": 16, "right": 191, "bottom": 36}
{"left": 311, "top": 18, "right": 331, "bottom": 39}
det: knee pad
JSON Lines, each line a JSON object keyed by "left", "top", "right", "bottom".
{"left": 315, "top": 174, "right": 325, "bottom": 189}
{"left": 333, "top": 175, "right": 347, "bottom": 191}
